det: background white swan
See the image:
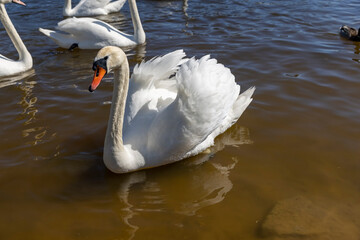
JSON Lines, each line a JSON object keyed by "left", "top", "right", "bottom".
{"left": 39, "top": 0, "right": 145, "bottom": 49}
{"left": 0, "top": 0, "right": 32, "bottom": 77}
{"left": 89, "top": 46, "right": 255, "bottom": 173}
{"left": 63, "top": 0, "right": 126, "bottom": 17}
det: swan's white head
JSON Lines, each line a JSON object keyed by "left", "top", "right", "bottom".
{"left": 0, "top": 0, "right": 26, "bottom": 5}
{"left": 89, "top": 46, "right": 127, "bottom": 92}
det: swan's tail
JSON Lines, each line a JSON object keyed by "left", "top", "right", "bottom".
{"left": 39, "top": 28, "right": 75, "bottom": 49}
{"left": 232, "top": 86, "right": 255, "bottom": 121}
{"left": 38, "top": 27, "right": 52, "bottom": 36}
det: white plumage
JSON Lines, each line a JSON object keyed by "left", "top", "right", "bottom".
{"left": 39, "top": 0, "right": 145, "bottom": 49}
{"left": 63, "top": 0, "right": 126, "bottom": 17}
{"left": 89, "top": 46, "right": 255, "bottom": 173}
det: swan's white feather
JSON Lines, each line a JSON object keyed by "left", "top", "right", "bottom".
{"left": 126, "top": 50, "right": 186, "bottom": 122}
{"left": 64, "top": 0, "right": 126, "bottom": 17}
{"left": 184, "top": 86, "right": 255, "bottom": 158}
{"left": 39, "top": 17, "right": 135, "bottom": 49}
{"left": 104, "top": 0, "right": 126, "bottom": 13}
{"left": 175, "top": 55, "right": 240, "bottom": 138}
{"left": 121, "top": 50, "right": 254, "bottom": 169}
{"left": 122, "top": 50, "right": 187, "bottom": 159}
{"left": 0, "top": 55, "right": 30, "bottom": 76}
{"left": 73, "top": 0, "right": 112, "bottom": 10}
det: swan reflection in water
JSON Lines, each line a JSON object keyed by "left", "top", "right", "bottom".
{"left": 0, "top": 71, "right": 51, "bottom": 165}
{"left": 1, "top": 71, "right": 49, "bottom": 148}
{"left": 114, "top": 125, "right": 252, "bottom": 239}
{"left": 0, "top": 69, "right": 35, "bottom": 89}
{"left": 126, "top": 43, "right": 147, "bottom": 63}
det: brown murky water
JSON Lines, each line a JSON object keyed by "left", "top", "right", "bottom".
{"left": 0, "top": 0, "right": 359, "bottom": 239}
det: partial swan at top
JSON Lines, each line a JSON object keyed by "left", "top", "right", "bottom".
{"left": 39, "top": 0, "right": 145, "bottom": 49}
{"left": 0, "top": 0, "right": 32, "bottom": 77}
{"left": 88, "top": 46, "right": 255, "bottom": 173}
{"left": 63, "top": 0, "right": 126, "bottom": 17}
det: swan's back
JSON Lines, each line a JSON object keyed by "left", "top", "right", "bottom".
{"left": 39, "top": 17, "right": 135, "bottom": 49}
{"left": 66, "top": 0, "right": 126, "bottom": 17}
{"left": 75, "top": 0, "right": 112, "bottom": 9}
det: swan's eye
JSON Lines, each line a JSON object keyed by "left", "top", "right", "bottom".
{"left": 92, "top": 58, "right": 108, "bottom": 74}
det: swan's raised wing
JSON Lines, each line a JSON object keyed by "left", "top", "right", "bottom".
{"left": 125, "top": 50, "right": 186, "bottom": 123}
{"left": 146, "top": 55, "right": 253, "bottom": 162}
{"left": 175, "top": 55, "right": 240, "bottom": 136}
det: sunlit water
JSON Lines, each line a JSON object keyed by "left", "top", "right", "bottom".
{"left": 0, "top": 0, "right": 359, "bottom": 239}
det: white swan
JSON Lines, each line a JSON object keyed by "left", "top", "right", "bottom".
{"left": 0, "top": 0, "right": 32, "bottom": 77}
{"left": 89, "top": 46, "right": 255, "bottom": 173}
{"left": 39, "top": 0, "right": 145, "bottom": 49}
{"left": 63, "top": 0, "right": 126, "bottom": 17}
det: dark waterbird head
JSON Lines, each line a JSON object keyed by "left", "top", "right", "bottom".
{"left": 339, "top": 25, "right": 360, "bottom": 41}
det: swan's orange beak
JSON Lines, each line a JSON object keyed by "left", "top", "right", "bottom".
{"left": 89, "top": 66, "right": 106, "bottom": 92}
{"left": 12, "top": 0, "right": 26, "bottom": 6}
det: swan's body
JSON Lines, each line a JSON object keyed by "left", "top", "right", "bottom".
{"left": 89, "top": 46, "right": 255, "bottom": 173}
{"left": 63, "top": 0, "right": 126, "bottom": 17}
{"left": 0, "top": 0, "right": 32, "bottom": 77}
{"left": 339, "top": 25, "right": 360, "bottom": 41}
{"left": 39, "top": 0, "right": 145, "bottom": 49}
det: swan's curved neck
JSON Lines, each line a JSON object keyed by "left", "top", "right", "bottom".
{"left": 0, "top": 4, "right": 32, "bottom": 66}
{"left": 105, "top": 59, "right": 130, "bottom": 150}
{"left": 63, "top": 0, "right": 72, "bottom": 16}
{"left": 129, "top": 0, "right": 145, "bottom": 44}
